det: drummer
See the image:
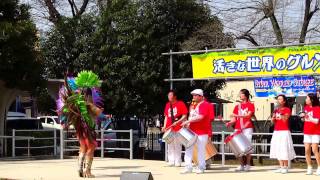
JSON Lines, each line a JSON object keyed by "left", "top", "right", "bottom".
{"left": 226, "top": 89, "right": 255, "bottom": 172}
{"left": 181, "top": 89, "right": 212, "bottom": 174}
{"left": 162, "top": 90, "right": 188, "bottom": 167}
{"left": 205, "top": 97, "right": 215, "bottom": 169}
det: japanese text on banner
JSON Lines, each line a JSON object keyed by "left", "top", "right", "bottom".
{"left": 191, "top": 45, "right": 320, "bottom": 78}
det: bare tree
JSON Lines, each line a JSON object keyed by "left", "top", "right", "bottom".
{"left": 29, "top": 0, "right": 95, "bottom": 26}
{"left": 300, "top": 0, "right": 320, "bottom": 43}
{"left": 181, "top": 20, "right": 235, "bottom": 51}
{"left": 209, "top": 0, "right": 320, "bottom": 46}
{"left": 47, "top": 0, "right": 90, "bottom": 23}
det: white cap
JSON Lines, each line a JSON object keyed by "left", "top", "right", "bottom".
{"left": 191, "top": 89, "right": 204, "bottom": 96}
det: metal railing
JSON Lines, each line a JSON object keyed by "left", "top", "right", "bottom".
{"left": 1, "top": 129, "right": 133, "bottom": 160}
{"left": 212, "top": 131, "right": 315, "bottom": 166}
{"left": 4, "top": 129, "right": 313, "bottom": 165}
{"left": 0, "top": 135, "right": 35, "bottom": 157}
{"left": 164, "top": 131, "right": 315, "bottom": 166}
{"left": 60, "top": 129, "right": 133, "bottom": 160}
{"left": 10, "top": 129, "right": 58, "bottom": 157}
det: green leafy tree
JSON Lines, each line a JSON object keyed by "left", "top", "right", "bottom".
{"left": 36, "top": 88, "right": 56, "bottom": 115}
{"left": 0, "top": 0, "right": 43, "bottom": 89}
{"left": 41, "top": 0, "right": 233, "bottom": 118}
{"left": 0, "top": 0, "right": 43, "bottom": 138}
{"left": 98, "top": 0, "right": 233, "bottom": 117}
{"left": 41, "top": 15, "right": 99, "bottom": 78}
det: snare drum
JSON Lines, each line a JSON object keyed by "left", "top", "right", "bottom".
{"left": 224, "top": 130, "right": 253, "bottom": 157}
{"left": 176, "top": 127, "right": 198, "bottom": 148}
{"left": 162, "top": 129, "right": 175, "bottom": 144}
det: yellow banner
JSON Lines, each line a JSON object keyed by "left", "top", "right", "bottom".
{"left": 192, "top": 45, "right": 320, "bottom": 79}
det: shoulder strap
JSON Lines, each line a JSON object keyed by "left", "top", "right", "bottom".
{"left": 170, "top": 102, "right": 175, "bottom": 122}
{"left": 239, "top": 103, "right": 244, "bottom": 129}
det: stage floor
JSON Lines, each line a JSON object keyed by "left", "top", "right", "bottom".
{"left": 0, "top": 158, "right": 318, "bottom": 180}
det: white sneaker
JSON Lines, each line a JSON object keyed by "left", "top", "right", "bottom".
{"left": 315, "top": 168, "right": 320, "bottom": 176}
{"left": 234, "top": 165, "right": 244, "bottom": 172}
{"left": 306, "top": 167, "right": 313, "bottom": 175}
{"left": 167, "top": 162, "right": 174, "bottom": 167}
{"left": 180, "top": 168, "right": 192, "bottom": 174}
{"left": 175, "top": 163, "right": 181, "bottom": 167}
{"left": 195, "top": 167, "right": 204, "bottom": 174}
{"left": 244, "top": 165, "right": 251, "bottom": 172}
{"left": 273, "top": 168, "right": 282, "bottom": 173}
{"left": 281, "top": 167, "right": 288, "bottom": 174}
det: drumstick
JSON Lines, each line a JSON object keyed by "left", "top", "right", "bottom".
{"left": 217, "top": 118, "right": 234, "bottom": 132}
{"left": 163, "top": 118, "right": 185, "bottom": 132}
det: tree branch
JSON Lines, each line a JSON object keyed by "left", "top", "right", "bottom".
{"left": 245, "top": 15, "right": 267, "bottom": 34}
{"left": 236, "top": 15, "right": 267, "bottom": 46}
{"left": 263, "top": 0, "right": 283, "bottom": 44}
{"left": 43, "top": 0, "right": 61, "bottom": 24}
{"left": 211, "top": 5, "right": 261, "bottom": 16}
{"left": 77, "top": 0, "right": 89, "bottom": 16}
{"left": 67, "top": 0, "right": 76, "bottom": 17}
{"left": 300, "top": 0, "right": 320, "bottom": 43}
{"left": 237, "top": 33, "right": 260, "bottom": 46}
{"left": 307, "top": 23, "right": 320, "bottom": 33}
{"left": 71, "top": 0, "right": 79, "bottom": 14}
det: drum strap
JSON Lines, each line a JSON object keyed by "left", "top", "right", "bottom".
{"left": 239, "top": 103, "right": 244, "bottom": 130}
{"left": 170, "top": 102, "right": 175, "bottom": 122}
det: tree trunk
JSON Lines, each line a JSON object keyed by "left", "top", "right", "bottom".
{"left": 269, "top": 14, "right": 283, "bottom": 44}
{"left": 299, "top": 0, "right": 317, "bottom": 43}
{"left": 264, "top": 0, "right": 283, "bottom": 44}
{"left": 44, "top": 0, "right": 61, "bottom": 24}
{"left": 0, "top": 81, "right": 20, "bottom": 156}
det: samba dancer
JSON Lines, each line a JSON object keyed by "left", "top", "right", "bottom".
{"left": 181, "top": 89, "right": 212, "bottom": 174}
{"left": 226, "top": 89, "right": 255, "bottom": 172}
{"left": 162, "top": 90, "right": 188, "bottom": 167}
{"left": 57, "top": 71, "right": 109, "bottom": 178}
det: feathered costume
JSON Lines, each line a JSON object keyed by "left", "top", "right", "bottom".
{"left": 56, "top": 70, "right": 106, "bottom": 178}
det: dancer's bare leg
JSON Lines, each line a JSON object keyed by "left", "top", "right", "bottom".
{"left": 84, "top": 140, "right": 96, "bottom": 178}
{"left": 78, "top": 139, "right": 87, "bottom": 177}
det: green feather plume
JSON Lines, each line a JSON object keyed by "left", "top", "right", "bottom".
{"left": 66, "top": 93, "right": 95, "bottom": 129}
{"left": 75, "top": 70, "right": 101, "bottom": 88}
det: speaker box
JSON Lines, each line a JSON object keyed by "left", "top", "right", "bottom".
{"left": 120, "top": 171, "right": 153, "bottom": 180}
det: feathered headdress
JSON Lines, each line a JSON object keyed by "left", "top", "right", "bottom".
{"left": 75, "top": 70, "right": 101, "bottom": 88}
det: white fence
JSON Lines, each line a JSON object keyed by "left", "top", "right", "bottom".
{"left": 164, "top": 131, "right": 316, "bottom": 166}
{"left": 212, "top": 131, "right": 315, "bottom": 166}
{"left": 2, "top": 129, "right": 317, "bottom": 164}
{"left": 60, "top": 129, "right": 133, "bottom": 160}
{"left": 0, "top": 129, "right": 133, "bottom": 160}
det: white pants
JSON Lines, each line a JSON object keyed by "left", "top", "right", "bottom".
{"left": 184, "top": 134, "right": 208, "bottom": 170}
{"left": 168, "top": 137, "right": 182, "bottom": 165}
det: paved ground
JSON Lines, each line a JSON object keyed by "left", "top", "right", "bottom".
{"left": 0, "top": 158, "right": 319, "bottom": 180}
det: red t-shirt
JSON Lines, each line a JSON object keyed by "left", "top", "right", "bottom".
{"left": 273, "top": 107, "right": 291, "bottom": 131}
{"left": 303, "top": 105, "right": 320, "bottom": 135}
{"left": 208, "top": 103, "right": 215, "bottom": 121}
{"left": 164, "top": 101, "right": 188, "bottom": 132}
{"left": 233, "top": 102, "right": 255, "bottom": 130}
{"left": 189, "top": 101, "right": 212, "bottom": 135}
{"left": 207, "top": 101, "right": 215, "bottom": 137}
